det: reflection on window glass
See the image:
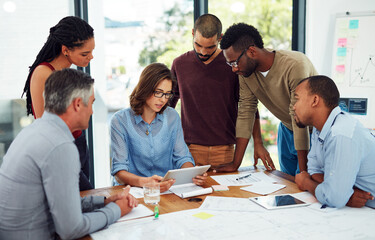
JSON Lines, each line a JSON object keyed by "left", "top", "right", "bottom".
{"left": 209, "top": 0, "right": 293, "bottom": 170}
{"left": 89, "top": 0, "right": 193, "bottom": 186}
{"left": 103, "top": 0, "right": 193, "bottom": 112}
{"left": 0, "top": 0, "right": 70, "bottom": 165}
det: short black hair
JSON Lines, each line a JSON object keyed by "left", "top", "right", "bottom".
{"left": 299, "top": 75, "right": 340, "bottom": 110}
{"left": 194, "top": 14, "right": 222, "bottom": 39}
{"left": 220, "top": 23, "right": 264, "bottom": 51}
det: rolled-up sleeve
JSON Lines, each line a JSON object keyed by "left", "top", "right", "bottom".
{"left": 314, "top": 136, "right": 359, "bottom": 208}
{"left": 236, "top": 76, "right": 258, "bottom": 139}
{"left": 110, "top": 113, "right": 130, "bottom": 176}
{"left": 172, "top": 112, "right": 195, "bottom": 168}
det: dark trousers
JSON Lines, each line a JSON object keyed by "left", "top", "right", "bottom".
{"left": 75, "top": 131, "right": 93, "bottom": 191}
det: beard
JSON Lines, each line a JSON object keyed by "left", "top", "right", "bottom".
{"left": 194, "top": 48, "right": 217, "bottom": 62}
{"left": 296, "top": 121, "right": 306, "bottom": 128}
{"left": 241, "top": 57, "right": 259, "bottom": 77}
{"left": 294, "top": 115, "right": 306, "bottom": 128}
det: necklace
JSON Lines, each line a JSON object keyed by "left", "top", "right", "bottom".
{"left": 146, "top": 129, "right": 149, "bottom": 136}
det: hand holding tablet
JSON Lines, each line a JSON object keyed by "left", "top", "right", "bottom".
{"left": 161, "top": 165, "right": 211, "bottom": 185}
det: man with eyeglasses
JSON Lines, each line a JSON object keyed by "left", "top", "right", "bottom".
{"left": 170, "top": 14, "right": 273, "bottom": 171}
{"left": 219, "top": 23, "right": 318, "bottom": 176}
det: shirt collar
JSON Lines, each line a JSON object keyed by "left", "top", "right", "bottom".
{"left": 133, "top": 111, "right": 163, "bottom": 125}
{"left": 318, "top": 106, "right": 342, "bottom": 142}
{"left": 41, "top": 111, "right": 74, "bottom": 141}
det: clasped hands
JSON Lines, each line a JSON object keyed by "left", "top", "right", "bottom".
{"left": 104, "top": 185, "right": 138, "bottom": 216}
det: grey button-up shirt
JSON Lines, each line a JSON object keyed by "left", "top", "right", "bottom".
{"left": 0, "top": 112, "right": 121, "bottom": 239}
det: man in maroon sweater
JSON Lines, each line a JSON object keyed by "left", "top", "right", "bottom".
{"left": 170, "top": 14, "right": 274, "bottom": 171}
{"left": 170, "top": 14, "right": 237, "bottom": 168}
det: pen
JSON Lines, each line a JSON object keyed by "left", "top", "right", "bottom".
{"left": 236, "top": 174, "right": 251, "bottom": 181}
{"left": 154, "top": 205, "right": 159, "bottom": 220}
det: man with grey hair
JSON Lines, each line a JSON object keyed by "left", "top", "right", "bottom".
{"left": 0, "top": 69, "right": 137, "bottom": 240}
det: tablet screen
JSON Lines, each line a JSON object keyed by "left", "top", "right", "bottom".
{"left": 250, "top": 194, "right": 309, "bottom": 210}
{"left": 162, "top": 165, "right": 210, "bottom": 185}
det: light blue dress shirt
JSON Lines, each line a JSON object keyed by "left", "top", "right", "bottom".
{"left": 111, "top": 107, "right": 194, "bottom": 185}
{"left": 0, "top": 112, "right": 121, "bottom": 240}
{"left": 308, "top": 106, "right": 375, "bottom": 208}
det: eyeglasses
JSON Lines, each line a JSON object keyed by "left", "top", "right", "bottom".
{"left": 226, "top": 45, "right": 254, "bottom": 68}
{"left": 153, "top": 91, "right": 174, "bottom": 99}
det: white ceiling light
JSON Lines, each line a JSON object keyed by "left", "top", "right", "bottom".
{"left": 3, "top": 1, "right": 16, "bottom": 13}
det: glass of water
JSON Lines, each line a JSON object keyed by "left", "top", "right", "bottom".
{"left": 143, "top": 182, "right": 160, "bottom": 205}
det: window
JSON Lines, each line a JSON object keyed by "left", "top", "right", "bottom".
{"left": 209, "top": 0, "right": 293, "bottom": 170}
{"left": 0, "top": 0, "right": 72, "bottom": 166}
{"left": 88, "top": 0, "right": 194, "bottom": 187}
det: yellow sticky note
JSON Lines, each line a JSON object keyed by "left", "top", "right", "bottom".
{"left": 192, "top": 212, "right": 214, "bottom": 220}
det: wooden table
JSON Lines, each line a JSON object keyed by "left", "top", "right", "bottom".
{"left": 79, "top": 170, "right": 299, "bottom": 240}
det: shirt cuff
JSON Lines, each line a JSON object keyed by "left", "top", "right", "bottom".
{"left": 96, "top": 202, "right": 122, "bottom": 228}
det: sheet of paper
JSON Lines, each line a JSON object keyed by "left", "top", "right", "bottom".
{"left": 211, "top": 171, "right": 276, "bottom": 186}
{"left": 241, "top": 182, "right": 286, "bottom": 195}
{"left": 116, "top": 204, "right": 154, "bottom": 222}
{"left": 238, "top": 165, "right": 266, "bottom": 172}
{"left": 291, "top": 191, "right": 319, "bottom": 204}
{"left": 199, "top": 196, "right": 264, "bottom": 212}
{"left": 307, "top": 202, "right": 338, "bottom": 213}
{"left": 170, "top": 183, "right": 212, "bottom": 198}
{"left": 91, "top": 206, "right": 375, "bottom": 240}
{"left": 211, "top": 185, "right": 229, "bottom": 191}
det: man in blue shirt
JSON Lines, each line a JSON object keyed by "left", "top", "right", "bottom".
{"left": 294, "top": 75, "right": 375, "bottom": 208}
{"left": 0, "top": 69, "right": 137, "bottom": 240}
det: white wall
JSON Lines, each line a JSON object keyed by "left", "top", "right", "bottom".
{"left": 306, "top": 0, "right": 375, "bottom": 129}
{"left": 306, "top": 0, "right": 375, "bottom": 75}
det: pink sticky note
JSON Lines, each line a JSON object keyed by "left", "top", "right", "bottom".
{"left": 338, "top": 38, "right": 347, "bottom": 47}
{"left": 336, "top": 65, "right": 345, "bottom": 73}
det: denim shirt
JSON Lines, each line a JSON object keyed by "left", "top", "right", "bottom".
{"left": 111, "top": 107, "right": 194, "bottom": 185}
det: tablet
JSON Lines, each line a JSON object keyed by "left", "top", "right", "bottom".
{"left": 162, "top": 165, "right": 210, "bottom": 185}
{"left": 250, "top": 194, "right": 310, "bottom": 210}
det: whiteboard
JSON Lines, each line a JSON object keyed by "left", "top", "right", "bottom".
{"left": 331, "top": 12, "right": 375, "bottom": 128}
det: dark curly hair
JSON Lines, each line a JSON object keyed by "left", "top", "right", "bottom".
{"left": 220, "top": 23, "right": 264, "bottom": 51}
{"left": 130, "top": 63, "right": 176, "bottom": 115}
{"left": 22, "top": 16, "right": 94, "bottom": 116}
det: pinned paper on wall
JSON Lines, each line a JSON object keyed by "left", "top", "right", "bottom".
{"left": 337, "top": 38, "right": 347, "bottom": 47}
{"left": 335, "top": 65, "right": 345, "bottom": 73}
{"left": 349, "top": 19, "right": 359, "bottom": 29}
{"left": 337, "top": 47, "right": 347, "bottom": 57}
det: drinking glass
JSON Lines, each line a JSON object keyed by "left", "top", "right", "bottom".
{"left": 143, "top": 182, "right": 160, "bottom": 205}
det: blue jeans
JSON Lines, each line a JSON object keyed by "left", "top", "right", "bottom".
{"left": 277, "top": 123, "right": 299, "bottom": 176}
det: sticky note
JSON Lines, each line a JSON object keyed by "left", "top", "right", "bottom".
{"left": 335, "top": 65, "right": 345, "bottom": 73}
{"left": 193, "top": 212, "right": 214, "bottom": 220}
{"left": 349, "top": 19, "right": 359, "bottom": 29}
{"left": 337, "top": 48, "right": 347, "bottom": 57}
{"left": 337, "top": 38, "right": 347, "bottom": 47}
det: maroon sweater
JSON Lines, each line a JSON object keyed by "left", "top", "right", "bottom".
{"left": 170, "top": 50, "right": 239, "bottom": 146}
